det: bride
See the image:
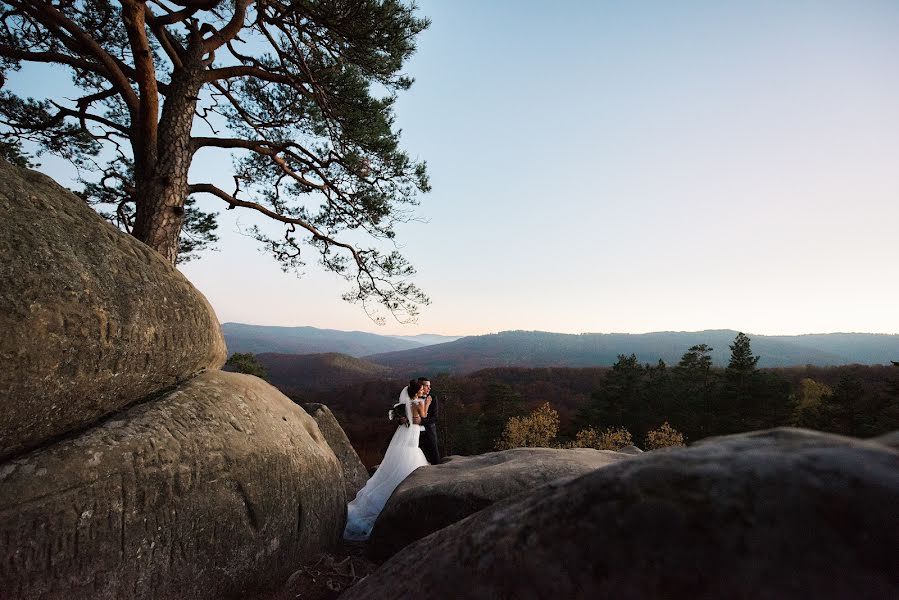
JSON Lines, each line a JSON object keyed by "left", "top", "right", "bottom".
{"left": 343, "top": 379, "right": 431, "bottom": 540}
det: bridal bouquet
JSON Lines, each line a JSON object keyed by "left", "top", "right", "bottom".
{"left": 388, "top": 402, "right": 408, "bottom": 426}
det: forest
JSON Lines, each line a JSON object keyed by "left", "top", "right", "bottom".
{"left": 291, "top": 333, "right": 899, "bottom": 467}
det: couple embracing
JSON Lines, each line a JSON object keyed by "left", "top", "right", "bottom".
{"left": 344, "top": 377, "right": 440, "bottom": 540}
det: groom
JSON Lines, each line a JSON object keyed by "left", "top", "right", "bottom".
{"left": 416, "top": 377, "right": 441, "bottom": 465}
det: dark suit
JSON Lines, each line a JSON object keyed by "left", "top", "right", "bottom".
{"left": 419, "top": 393, "right": 441, "bottom": 465}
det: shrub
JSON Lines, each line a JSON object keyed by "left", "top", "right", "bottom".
{"left": 495, "top": 402, "right": 560, "bottom": 450}
{"left": 644, "top": 422, "right": 686, "bottom": 449}
{"left": 563, "top": 426, "right": 634, "bottom": 450}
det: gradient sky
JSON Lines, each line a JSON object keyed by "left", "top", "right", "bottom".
{"left": 11, "top": 1, "right": 899, "bottom": 336}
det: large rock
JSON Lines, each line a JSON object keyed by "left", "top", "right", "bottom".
{"left": 302, "top": 403, "right": 369, "bottom": 501}
{"left": 0, "top": 160, "right": 227, "bottom": 460}
{"left": 345, "top": 428, "right": 899, "bottom": 599}
{"left": 872, "top": 430, "right": 899, "bottom": 451}
{"left": 366, "top": 447, "right": 631, "bottom": 561}
{"left": 0, "top": 370, "right": 345, "bottom": 600}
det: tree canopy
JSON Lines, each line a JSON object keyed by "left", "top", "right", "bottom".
{"left": 0, "top": 0, "right": 431, "bottom": 322}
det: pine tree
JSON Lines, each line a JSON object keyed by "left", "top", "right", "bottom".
{"left": 726, "top": 332, "right": 760, "bottom": 376}
{"left": 585, "top": 354, "right": 645, "bottom": 432}
{"left": 724, "top": 332, "right": 762, "bottom": 431}
{"left": 478, "top": 383, "right": 524, "bottom": 453}
{"left": 672, "top": 344, "right": 717, "bottom": 438}
{"left": 0, "top": 0, "right": 431, "bottom": 320}
{"left": 822, "top": 373, "right": 864, "bottom": 436}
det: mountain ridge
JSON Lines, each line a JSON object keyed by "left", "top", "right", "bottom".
{"left": 222, "top": 323, "right": 899, "bottom": 375}
{"left": 364, "top": 329, "right": 899, "bottom": 374}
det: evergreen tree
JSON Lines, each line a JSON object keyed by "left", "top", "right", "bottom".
{"left": 437, "top": 378, "right": 480, "bottom": 457}
{"left": 477, "top": 382, "right": 524, "bottom": 453}
{"left": 584, "top": 354, "right": 645, "bottom": 433}
{"left": 641, "top": 359, "right": 672, "bottom": 435}
{"left": 821, "top": 373, "right": 864, "bottom": 436}
{"left": 672, "top": 344, "right": 718, "bottom": 438}
{"left": 723, "top": 332, "right": 762, "bottom": 431}
{"left": 726, "top": 332, "right": 760, "bottom": 379}
{"left": 0, "top": 0, "right": 430, "bottom": 320}
{"left": 862, "top": 361, "right": 899, "bottom": 437}
{"left": 887, "top": 361, "right": 899, "bottom": 399}
{"left": 0, "top": 137, "right": 36, "bottom": 168}
{"left": 224, "top": 352, "right": 267, "bottom": 379}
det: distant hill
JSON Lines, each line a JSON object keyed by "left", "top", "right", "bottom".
{"left": 253, "top": 352, "right": 394, "bottom": 395}
{"left": 766, "top": 333, "right": 899, "bottom": 365}
{"left": 387, "top": 333, "right": 461, "bottom": 346}
{"left": 222, "top": 323, "right": 426, "bottom": 357}
{"left": 365, "top": 330, "right": 899, "bottom": 374}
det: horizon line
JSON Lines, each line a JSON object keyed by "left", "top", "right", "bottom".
{"left": 221, "top": 322, "right": 899, "bottom": 338}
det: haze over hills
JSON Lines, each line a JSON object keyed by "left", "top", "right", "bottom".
{"left": 387, "top": 333, "right": 463, "bottom": 346}
{"left": 364, "top": 330, "right": 899, "bottom": 375}
{"left": 222, "top": 323, "right": 457, "bottom": 357}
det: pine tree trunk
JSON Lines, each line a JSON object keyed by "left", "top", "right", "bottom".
{"left": 131, "top": 64, "right": 202, "bottom": 265}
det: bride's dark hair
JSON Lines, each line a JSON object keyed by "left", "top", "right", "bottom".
{"left": 407, "top": 379, "right": 424, "bottom": 398}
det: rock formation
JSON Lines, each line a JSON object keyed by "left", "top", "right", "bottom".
{"left": 0, "top": 160, "right": 226, "bottom": 460}
{"left": 345, "top": 428, "right": 899, "bottom": 599}
{"left": 0, "top": 161, "right": 346, "bottom": 599}
{"left": 0, "top": 371, "right": 345, "bottom": 599}
{"left": 303, "top": 402, "right": 369, "bottom": 500}
{"left": 366, "top": 446, "right": 631, "bottom": 561}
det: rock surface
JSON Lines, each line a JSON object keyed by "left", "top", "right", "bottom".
{"left": 345, "top": 428, "right": 899, "bottom": 599}
{"left": 0, "top": 371, "right": 345, "bottom": 600}
{"left": 366, "top": 446, "right": 631, "bottom": 561}
{"left": 872, "top": 430, "right": 899, "bottom": 451}
{"left": 0, "top": 160, "right": 227, "bottom": 460}
{"left": 302, "top": 403, "right": 369, "bottom": 501}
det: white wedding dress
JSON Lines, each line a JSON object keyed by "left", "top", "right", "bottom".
{"left": 343, "top": 386, "right": 429, "bottom": 541}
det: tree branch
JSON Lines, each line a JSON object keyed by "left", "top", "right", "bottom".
{"left": 7, "top": 0, "right": 140, "bottom": 110}
{"left": 191, "top": 136, "right": 327, "bottom": 190}
{"left": 121, "top": 0, "right": 159, "bottom": 169}
{"left": 202, "top": 65, "right": 312, "bottom": 98}
{"left": 188, "top": 181, "right": 396, "bottom": 304}
{"left": 189, "top": 182, "right": 330, "bottom": 240}
{"left": 0, "top": 43, "right": 108, "bottom": 78}
{"left": 145, "top": 7, "right": 186, "bottom": 68}
{"left": 201, "top": 0, "right": 253, "bottom": 54}
{"left": 52, "top": 99, "right": 130, "bottom": 135}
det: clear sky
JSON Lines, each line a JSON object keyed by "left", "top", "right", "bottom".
{"left": 11, "top": 1, "right": 899, "bottom": 336}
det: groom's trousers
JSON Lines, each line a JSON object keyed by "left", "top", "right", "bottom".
{"left": 419, "top": 424, "right": 440, "bottom": 465}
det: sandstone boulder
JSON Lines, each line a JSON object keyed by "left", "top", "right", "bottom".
{"left": 366, "top": 447, "right": 631, "bottom": 561}
{"left": 0, "top": 160, "right": 227, "bottom": 460}
{"left": 0, "top": 371, "right": 345, "bottom": 600}
{"left": 345, "top": 428, "right": 899, "bottom": 599}
{"left": 302, "top": 402, "right": 369, "bottom": 501}
{"left": 872, "top": 430, "right": 899, "bottom": 451}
